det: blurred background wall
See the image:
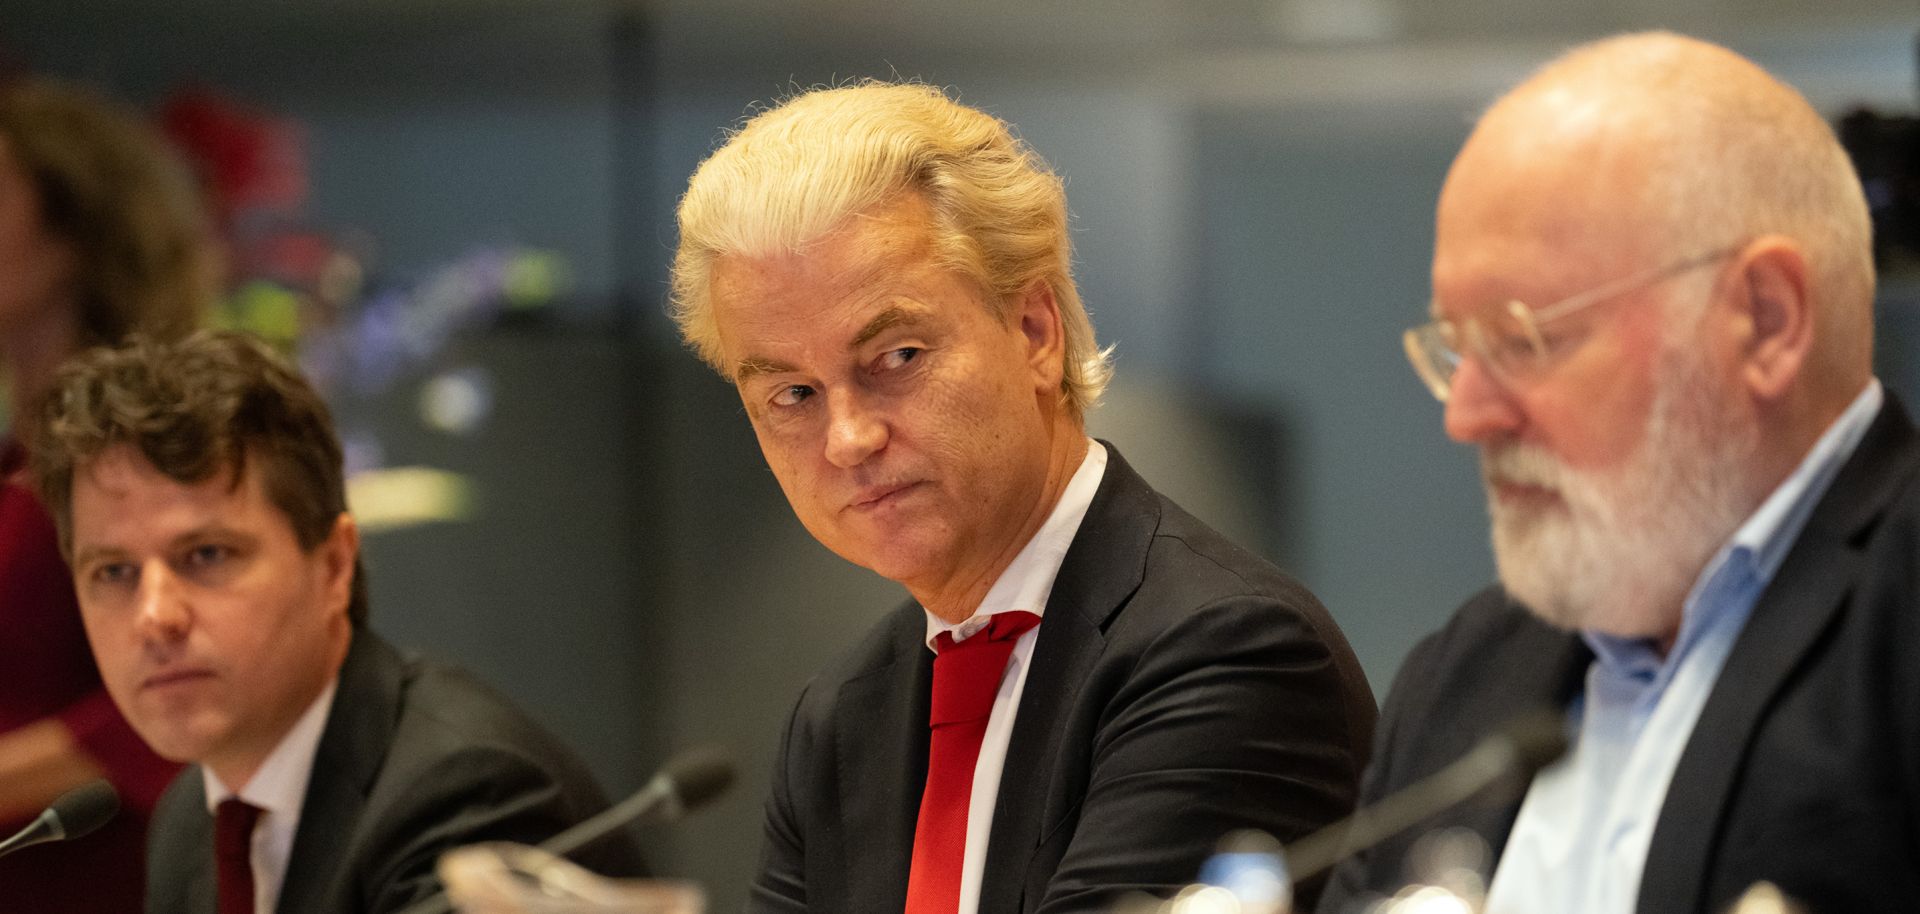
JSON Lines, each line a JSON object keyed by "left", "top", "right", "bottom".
{"left": 2, "top": 1, "right": 1914, "bottom": 908}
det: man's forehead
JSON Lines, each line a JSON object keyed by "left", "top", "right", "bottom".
{"left": 711, "top": 245, "right": 900, "bottom": 309}
{"left": 76, "top": 445, "right": 249, "bottom": 506}
{"left": 711, "top": 204, "right": 959, "bottom": 370}
{"left": 1433, "top": 154, "right": 1658, "bottom": 309}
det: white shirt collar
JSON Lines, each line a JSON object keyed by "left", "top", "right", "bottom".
{"left": 202, "top": 677, "right": 338, "bottom": 914}
{"left": 202, "top": 677, "right": 338, "bottom": 813}
{"left": 923, "top": 440, "right": 1108, "bottom": 650}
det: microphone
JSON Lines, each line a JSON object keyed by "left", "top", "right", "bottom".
{"left": 541, "top": 744, "right": 736, "bottom": 859}
{"left": 0, "top": 780, "right": 121, "bottom": 860}
{"left": 397, "top": 746, "right": 737, "bottom": 914}
{"left": 1280, "top": 711, "right": 1567, "bottom": 886}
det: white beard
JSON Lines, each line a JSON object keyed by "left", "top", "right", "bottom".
{"left": 1482, "top": 343, "right": 1759, "bottom": 639}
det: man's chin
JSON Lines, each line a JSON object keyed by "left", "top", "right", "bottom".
{"left": 1491, "top": 531, "right": 1587, "bottom": 632}
{"left": 842, "top": 539, "right": 950, "bottom": 589}
{"left": 131, "top": 726, "right": 218, "bottom": 766}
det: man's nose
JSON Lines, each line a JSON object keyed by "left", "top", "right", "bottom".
{"left": 823, "top": 388, "right": 889, "bottom": 469}
{"left": 1443, "top": 356, "right": 1525, "bottom": 444}
{"left": 135, "top": 564, "right": 191, "bottom": 641}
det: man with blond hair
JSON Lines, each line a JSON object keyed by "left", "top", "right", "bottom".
{"left": 671, "top": 81, "right": 1376, "bottom": 914}
{"left": 1320, "top": 32, "right": 1916, "bottom": 914}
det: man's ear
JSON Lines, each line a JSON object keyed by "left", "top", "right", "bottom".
{"left": 319, "top": 513, "right": 360, "bottom": 620}
{"left": 1016, "top": 280, "right": 1067, "bottom": 394}
{"left": 1727, "top": 236, "right": 1814, "bottom": 402}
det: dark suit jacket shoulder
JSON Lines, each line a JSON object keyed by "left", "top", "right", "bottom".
{"left": 147, "top": 631, "right": 644, "bottom": 914}
{"left": 753, "top": 445, "right": 1376, "bottom": 914}
{"left": 1320, "top": 397, "right": 1920, "bottom": 914}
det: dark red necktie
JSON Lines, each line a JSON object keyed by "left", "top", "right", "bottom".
{"left": 215, "top": 798, "right": 261, "bottom": 914}
{"left": 904, "top": 610, "right": 1042, "bottom": 914}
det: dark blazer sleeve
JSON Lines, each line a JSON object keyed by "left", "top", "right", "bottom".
{"left": 1036, "top": 591, "right": 1368, "bottom": 914}
{"left": 1313, "top": 627, "right": 1436, "bottom": 914}
{"left": 276, "top": 636, "right": 647, "bottom": 914}
{"left": 749, "top": 680, "right": 817, "bottom": 913}
{"left": 342, "top": 742, "right": 637, "bottom": 912}
{"left": 1314, "top": 589, "right": 1589, "bottom": 914}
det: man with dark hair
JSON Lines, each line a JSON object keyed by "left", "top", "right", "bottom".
{"left": 32, "top": 330, "right": 643, "bottom": 914}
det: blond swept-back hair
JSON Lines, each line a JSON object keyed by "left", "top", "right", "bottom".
{"left": 1513, "top": 32, "right": 1876, "bottom": 380}
{"left": 670, "top": 81, "right": 1112, "bottom": 417}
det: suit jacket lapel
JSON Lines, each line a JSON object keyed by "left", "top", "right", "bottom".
{"left": 175, "top": 776, "right": 217, "bottom": 914}
{"left": 977, "top": 444, "right": 1155, "bottom": 914}
{"left": 275, "top": 632, "right": 405, "bottom": 914}
{"left": 1638, "top": 399, "right": 1920, "bottom": 914}
{"left": 835, "top": 613, "right": 933, "bottom": 913}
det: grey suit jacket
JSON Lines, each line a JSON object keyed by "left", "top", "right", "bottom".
{"left": 146, "top": 631, "right": 645, "bottom": 914}
{"left": 750, "top": 445, "right": 1377, "bottom": 914}
{"left": 1319, "top": 397, "right": 1920, "bottom": 914}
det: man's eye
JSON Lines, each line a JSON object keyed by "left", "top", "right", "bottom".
{"left": 94, "top": 563, "right": 137, "bottom": 586}
{"left": 877, "top": 347, "right": 921, "bottom": 372}
{"left": 184, "top": 544, "right": 231, "bottom": 568}
{"left": 772, "top": 385, "right": 815, "bottom": 408}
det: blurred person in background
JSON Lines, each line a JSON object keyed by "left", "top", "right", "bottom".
{"left": 672, "top": 81, "right": 1375, "bottom": 914}
{"left": 1320, "top": 32, "right": 1918, "bottom": 914}
{"left": 0, "top": 77, "right": 212, "bottom": 912}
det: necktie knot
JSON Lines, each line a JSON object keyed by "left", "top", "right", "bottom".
{"left": 929, "top": 611, "right": 1041, "bottom": 726}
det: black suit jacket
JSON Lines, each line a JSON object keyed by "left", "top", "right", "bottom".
{"left": 751, "top": 446, "right": 1376, "bottom": 914}
{"left": 1320, "top": 398, "right": 1920, "bottom": 914}
{"left": 146, "top": 631, "right": 645, "bottom": 914}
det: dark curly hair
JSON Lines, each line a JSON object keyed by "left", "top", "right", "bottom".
{"left": 31, "top": 329, "right": 367, "bottom": 624}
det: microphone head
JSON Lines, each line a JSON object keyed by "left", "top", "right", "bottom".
{"left": 50, "top": 780, "right": 119, "bottom": 842}
{"left": 1496, "top": 710, "right": 1570, "bottom": 779}
{"left": 661, "top": 746, "right": 736, "bottom": 813}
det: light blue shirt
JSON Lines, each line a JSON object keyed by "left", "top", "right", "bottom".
{"left": 1484, "top": 380, "right": 1884, "bottom": 914}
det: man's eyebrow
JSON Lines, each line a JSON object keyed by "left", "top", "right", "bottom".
{"left": 730, "top": 303, "right": 931, "bottom": 382}
{"left": 734, "top": 356, "right": 797, "bottom": 383}
{"left": 70, "top": 543, "right": 126, "bottom": 570}
{"left": 169, "top": 523, "right": 252, "bottom": 550}
{"left": 850, "top": 305, "right": 928, "bottom": 350}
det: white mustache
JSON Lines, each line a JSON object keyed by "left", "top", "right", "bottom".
{"left": 1481, "top": 443, "right": 1566, "bottom": 492}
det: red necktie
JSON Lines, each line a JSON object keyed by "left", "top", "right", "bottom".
{"left": 904, "top": 610, "right": 1042, "bottom": 914}
{"left": 215, "top": 799, "right": 261, "bottom": 914}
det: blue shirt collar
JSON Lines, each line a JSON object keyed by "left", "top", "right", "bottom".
{"left": 1582, "top": 380, "right": 1884, "bottom": 680}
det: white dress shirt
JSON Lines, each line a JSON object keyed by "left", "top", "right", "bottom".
{"left": 202, "top": 678, "right": 338, "bottom": 914}
{"left": 921, "top": 439, "right": 1107, "bottom": 914}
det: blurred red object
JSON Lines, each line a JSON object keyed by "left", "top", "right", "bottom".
{"left": 159, "top": 87, "right": 307, "bottom": 226}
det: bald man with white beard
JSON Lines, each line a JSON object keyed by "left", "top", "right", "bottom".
{"left": 1318, "top": 32, "right": 1919, "bottom": 914}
